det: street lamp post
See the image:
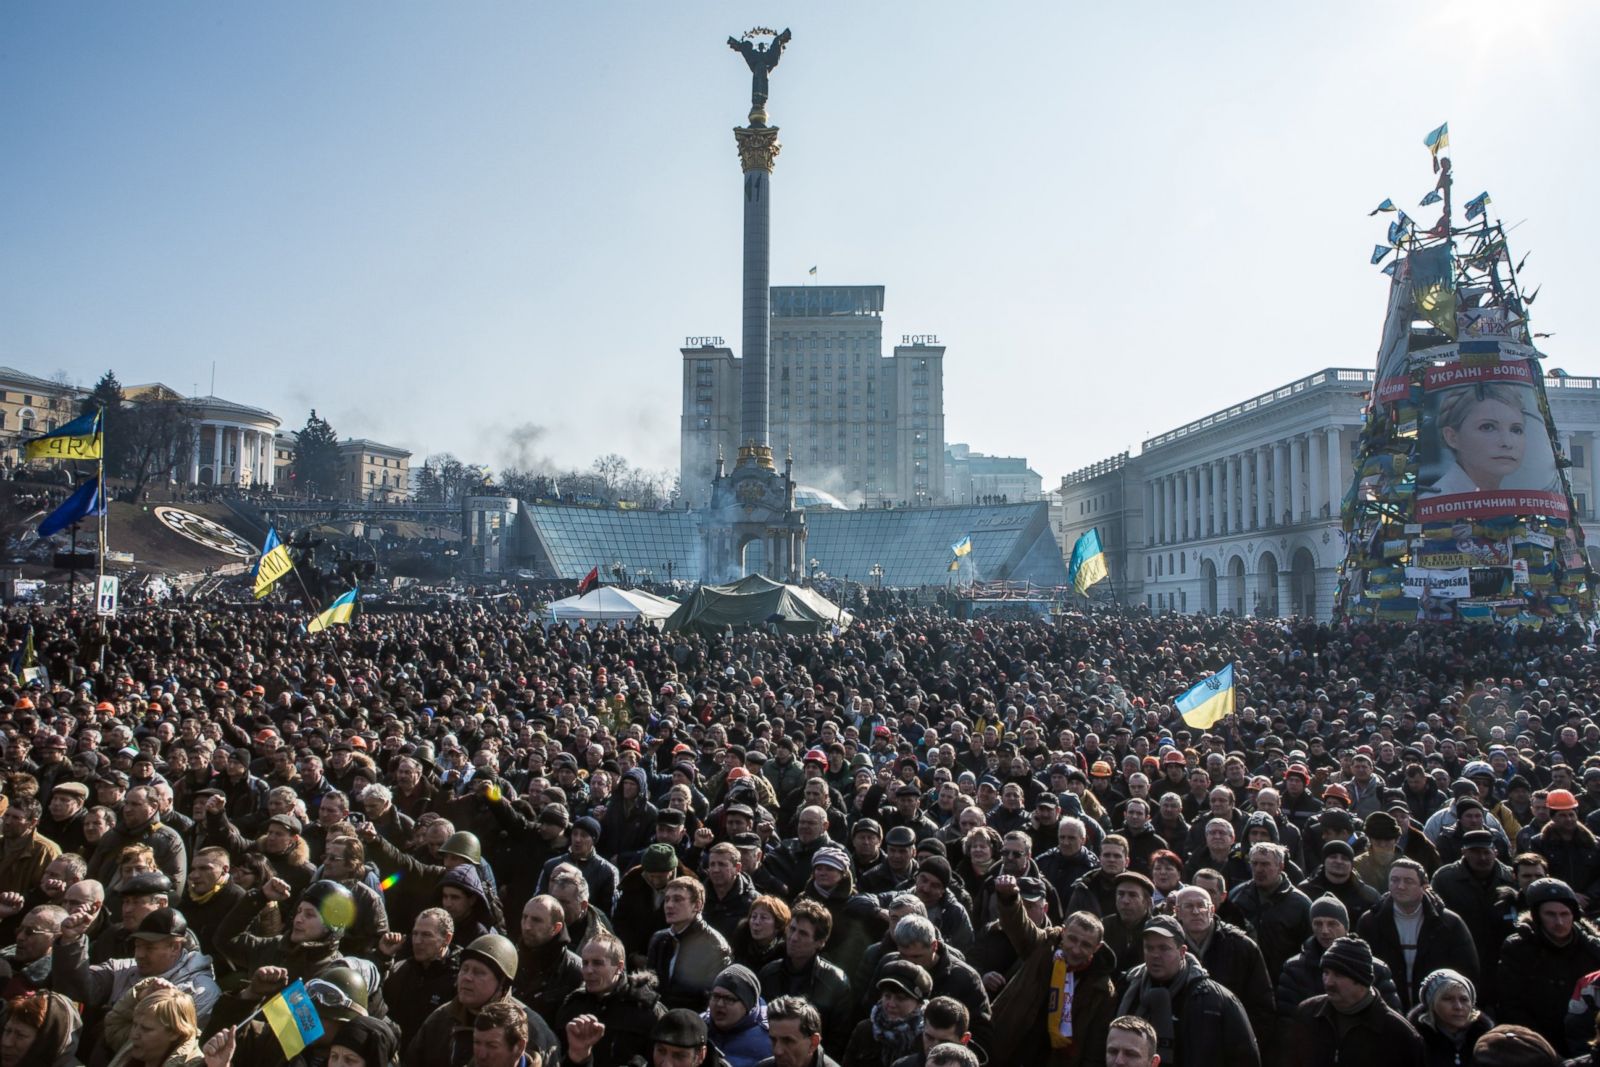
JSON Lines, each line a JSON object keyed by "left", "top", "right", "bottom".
{"left": 869, "top": 563, "right": 883, "bottom": 590}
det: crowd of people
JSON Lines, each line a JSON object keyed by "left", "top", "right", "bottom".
{"left": 0, "top": 602, "right": 1597, "bottom": 1067}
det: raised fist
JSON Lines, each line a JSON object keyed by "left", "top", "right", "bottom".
{"left": 565, "top": 1015, "right": 606, "bottom": 1059}
{"left": 379, "top": 932, "right": 406, "bottom": 957}
{"left": 993, "top": 874, "right": 1019, "bottom": 902}
{"left": 261, "top": 877, "right": 292, "bottom": 902}
{"left": 0, "top": 892, "right": 25, "bottom": 918}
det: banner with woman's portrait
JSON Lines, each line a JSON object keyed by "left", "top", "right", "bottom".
{"left": 1415, "top": 359, "right": 1567, "bottom": 521}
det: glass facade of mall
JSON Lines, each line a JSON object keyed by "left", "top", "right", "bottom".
{"left": 493, "top": 500, "right": 1069, "bottom": 588}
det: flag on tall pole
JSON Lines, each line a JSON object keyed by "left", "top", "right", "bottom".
{"left": 1174, "top": 664, "right": 1236, "bottom": 729}
{"left": 253, "top": 528, "right": 294, "bottom": 599}
{"left": 37, "top": 477, "right": 106, "bottom": 538}
{"left": 306, "top": 589, "right": 357, "bottom": 634}
{"left": 1068, "top": 529, "right": 1109, "bottom": 595}
{"left": 23, "top": 410, "right": 102, "bottom": 461}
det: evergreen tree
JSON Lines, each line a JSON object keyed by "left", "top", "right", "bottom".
{"left": 291, "top": 410, "right": 342, "bottom": 497}
{"left": 82, "top": 371, "right": 129, "bottom": 476}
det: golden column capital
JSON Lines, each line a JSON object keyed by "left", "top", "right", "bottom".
{"left": 734, "top": 124, "right": 782, "bottom": 174}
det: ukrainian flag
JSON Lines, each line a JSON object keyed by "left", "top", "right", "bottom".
{"left": 261, "top": 980, "right": 325, "bottom": 1058}
{"left": 1175, "top": 664, "right": 1236, "bottom": 729}
{"left": 1069, "top": 529, "right": 1109, "bottom": 595}
{"left": 951, "top": 535, "right": 972, "bottom": 558}
{"left": 1424, "top": 121, "right": 1449, "bottom": 156}
{"left": 306, "top": 588, "right": 357, "bottom": 634}
{"left": 253, "top": 527, "right": 294, "bottom": 600}
{"left": 24, "top": 410, "right": 102, "bottom": 461}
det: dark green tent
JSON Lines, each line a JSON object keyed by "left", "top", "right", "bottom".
{"left": 664, "top": 573, "right": 851, "bottom": 635}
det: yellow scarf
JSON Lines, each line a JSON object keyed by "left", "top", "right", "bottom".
{"left": 189, "top": 874, "right": 230, "bottom": 905}
{"left": 1047, "top": 952, "right": 1077, "bottom": 1050}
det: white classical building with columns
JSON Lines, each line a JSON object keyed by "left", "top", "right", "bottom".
{"left": 125, "top": 386, "right": 281, "bottom": 489}
{"left": 1055, "top": 366, "right": 1600, "bottom": 620}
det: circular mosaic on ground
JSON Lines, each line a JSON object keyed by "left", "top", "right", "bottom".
{"left": 152, "top": 507, "right": 257, "bottom": 557}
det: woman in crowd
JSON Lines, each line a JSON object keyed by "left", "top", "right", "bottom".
{"left": 841, "top": 961, "right": 930, "bottom": 1067}
{"left": 1409, "top": 969, "right": 1494, "bottom": 1067}
{"left": 731, "top": 895, "right": 790, "bottom": 972}
{"left": 0, "top": 993, "right": 79, "bottom": 1067}
{"left": 107, "top": 987, "right": 203, "bottom": 1067}
{"left": 958, "top": 826, "right": 1001, "bottom": 904}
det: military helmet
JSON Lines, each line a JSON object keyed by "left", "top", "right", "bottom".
{"left": 440, "top": 831, "right": 482, "bottom": 865}
{"left": 303, "top": 880, "right": 357, "bottom": 932}
{"left": 461, "top": 933, "right": 518, "bottom": 984}
{"left": 306, "top": 966, "right": 368, "bottom": 1022}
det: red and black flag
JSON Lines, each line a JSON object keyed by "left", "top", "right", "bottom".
{"left": 577, "top": 566, "right": 599, "bottom": 595}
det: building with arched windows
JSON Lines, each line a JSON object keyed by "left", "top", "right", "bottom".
{"left": 1055, "top": 366, "right": 1600, "bottom": 620}
{"left": 0, "top": 368, "right": 87, "bottom": 465}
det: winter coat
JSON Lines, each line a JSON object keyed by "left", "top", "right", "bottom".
{"left": 600, "top": 770, "right": 660, "bottom": 861}
{"left": 554, "top": 972, "right": 667, "bottom": 1067}
{"left": 796, "top": 875, "right": 882, "bottom": 983}
{"left": 383, "top": 946, "right": 462, "bottom": 1047}
{"left": 759, "top": 954, "right": 854, "bottom": 1054}
{"left": 1065, "top": 867, "right": 1118, "bottom": 918}
{"left": 612, "top": 865, "right": 668, "bottom": 958}
{"left": 705, "top": 997, "right": 773, "bottom": 1067}
{"left": 1191, "top": 919, "right": 1274, "bottom": 1038}
{"left": 1408, "top": 1002, "right": 1494, "bottom": 1067}
{"left": 1227, "top": 874, "right": 1312, "bottom": 975}
{"left": 988, "top": 893, "right": 1117, "bottom": 1067}
{"left": 406, "top": 992, "right": 560, "bottom": 1067}
{"left": 647, "top": 914, "right": 733, "bottom": 1011}
{"left": 1430, "top": 859, "right": 1519, "bottom": 992}
{"left": 1357, "top": 895, "right": 1480, "bottom": 1011}
{"left": 513, "top": 930, "right": 583, "bottom": 1024}
{"left": 1298, "top": 868, "right": 1383, "bottom": 929}
{"left": 1290, "top": 992, "right": 1424, "bottom": 1067}
{"left": 1036, "top": 847, "right": 1096, "bottom": 907}
{"left": 1531, "top": 827, "right": 1600, "bottom": 905}
{"left": 87, "top": 818, "right": 187, "bottom": 892}
{"left": 1496, "top": 916, "right": 1600, "bottom": 1055}
{"left": 1118, "top": 954, "right": 1261, "bottom": 1067}
{"left": 0, "top": 832, "right": 60, "bottom": 896}
{"left": 1277, "top": 933, "right": 1402, "bottom": 1015}
{"left": 877, "top": 947, "right": 992, "bottom": 1056}
{"left": 182, "top": 880, "right": 248, "bottom": 972}
{"left": 536, "top": 849, "right": 620, "bottom": 914}
{"left": 52, "top": 933, "right": 221, "bottom": 1026}
{"left": 704, "top": 873, "right": 759, "bottom": 943}
{"left": 107, "top": 1034, "right": 204, "bottom": 1067}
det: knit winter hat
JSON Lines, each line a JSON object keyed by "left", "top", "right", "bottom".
{"left": 917, "top": 857, "right": 952, "bottom": 888}
{"left": 1320, "top": 935, "right": 1374, "bottom": 986}
{"left": 1309, "top": 894, "right": 1349, "bottom": 928}
{"left": 713, "top": 964, "right": 761, "bottom": 1011}
{"left": 1419, "top": 969, "right": 1475, "bottom": 1015}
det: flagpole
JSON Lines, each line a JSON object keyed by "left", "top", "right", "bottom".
{"left": 97, "top": 404, "right": 107, "bottom": 645}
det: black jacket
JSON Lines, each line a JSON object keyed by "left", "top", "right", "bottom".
{"left": 1192, "top": 919, "right": 1274, "bottom": 1039}
{"left": 554, "top": 972, "right": 667, "bottom": 1067}
{"left": 1429, "top": 858, "right": 1519, "bottom": 990}
{"left": 1227, "top": 873, "right": 1312, "bottom": 975}
{"left": 1276, "top": 934, "right": 1402, "bottom": 1016}
{"left": 1118, "top": 954, "right": 1261, "bottom": 1067}
{"left": 759, "top": 954, "right": 854, "bottom": 1054}
{"left": 1495, "top": 916, "right": 1600, "bottom": 1055}
{"left": 1408, "top": 1002, "right": 1494, "bottom": 1067}
{"left": 382, "top": 946, "right": 461, "bottom": 1048}
{"left": 513, "top": 931, "right": 583, "bottom": 1024}
{"left": 1357, "top": 895, "right": 1480, "bottom": 1011}
{"left": 1291, "top": 992, "right": 1424, "bottom": 1067}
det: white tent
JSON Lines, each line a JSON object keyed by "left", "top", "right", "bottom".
{"left": 546, "top": 586, "right": 679, "bottom": 626}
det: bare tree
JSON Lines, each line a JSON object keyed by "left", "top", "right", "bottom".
{"left": 122, "top": 396, "right": 198, "bottom": 502}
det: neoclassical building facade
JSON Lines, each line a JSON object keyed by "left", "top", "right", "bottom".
{"left": 1055, "top": 366, "right": 1600, "bottom": 620}
{"left": 126, "top": 386, "right": 281, "bottom": 489}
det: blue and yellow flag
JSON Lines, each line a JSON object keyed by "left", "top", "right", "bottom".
{"left": 37, "top": 477, "right": 105, "bottom": 538}
{"left": 253, "top": 528, "right": 294, "bottom": 599}
{"left": 951, "top": 535, "right": 972, "bottom": 558}
{"left": 1368, "top": 198, "right": 1395, "bottom": 216}
{"left": 261, "top": 980, "right": 325, "bottom": 1058}
{"left": 1068, "top": 529, "right": 1108, "bottom": 596}
{"left": 1175, "top": 664, "right": 1235, "bottom": 730}
{"left": 1424, "top": 121, "right": 1450, "bottom": 156}
{"left": 1464, "top": 191, "right": 1491, "bottom": 221}
{"left": 24, "top": 410, "right": 102, "bottom": 461}
{"left": 306, "top": 588, "right": 357, "bottom": 634}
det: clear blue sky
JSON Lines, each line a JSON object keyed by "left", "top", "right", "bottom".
{"left": 3, "top": 3, "right": 1596, "bottom": 485}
